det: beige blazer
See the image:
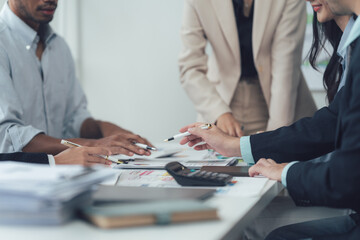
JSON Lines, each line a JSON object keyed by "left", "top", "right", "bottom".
{"left": 179, "top": 0, "right": 317, "bottom": 130}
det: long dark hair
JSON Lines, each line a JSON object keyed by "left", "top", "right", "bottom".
{"left": 308, "top": 12, "right": 343, "bottom": 103}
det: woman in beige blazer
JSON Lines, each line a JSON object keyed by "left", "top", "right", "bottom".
{"left": 179, "top": 0, "right": 317, "bottom": 136}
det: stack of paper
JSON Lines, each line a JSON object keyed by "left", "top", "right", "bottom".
{"left": 0, "top": 162, "right": 115, "bottom": 225}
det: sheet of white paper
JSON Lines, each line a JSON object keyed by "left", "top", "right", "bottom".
{"left": 116, "top": 170, "right": 268, "bottom": 198}
{"left": 112, "top": 158, "right": 237, "bottom": 170}
{"left": 113, "top": 147, "right": 182, "bottom": 160}
{"left": 0, "top": 162, "right": 85, "bottom": 182}
{"left": 111, "top": 142, "right": 222, "bottom": 161}
{"left": 216, "top": 177, "right": 269, "bottom": 197}
{"left": 116, "top": 170, "right": 180, "bottom": 187}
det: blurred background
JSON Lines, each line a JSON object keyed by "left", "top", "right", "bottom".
{"left": 0, "top": 0, "right": 329, "bottom": 142}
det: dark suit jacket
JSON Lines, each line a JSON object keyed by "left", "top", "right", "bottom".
{"left": 0, "top": 152, "right": 49, "bottom": 164}
{"left": 249, "top": 38, "right": 360, "bottom": 214}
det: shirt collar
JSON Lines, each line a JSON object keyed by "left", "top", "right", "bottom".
{"left": 337, "top": 17, "right": 355, "bottom": 60}
{"left": 342, "top": 15, "right": 360, "bottom": 51}
{"left": 0, "top": 2, "right": 56, "bottom": 48}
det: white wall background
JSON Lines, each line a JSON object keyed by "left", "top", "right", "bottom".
{"left": 0, "top": 0, "right": 327, "bottom": 142}
{"left": 78, "top": 0, "right": 196, "bottom": 143}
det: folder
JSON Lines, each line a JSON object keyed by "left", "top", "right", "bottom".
{"left": 82, "top": 200, "right": 218, "bottom": 228}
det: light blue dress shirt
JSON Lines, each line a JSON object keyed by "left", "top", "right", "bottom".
{"left": 337, "top": 17, "right": 355, "bottom": 91}
{"left": 343, "top": 14, "right": 360, "bottom": 52}
{"left": 0, "top": 3, "right": 91, "bottom": 152}
{"left": 240, "top": 18, "right": 357, "bottom": 186}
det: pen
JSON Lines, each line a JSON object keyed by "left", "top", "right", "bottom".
{"left": 164, "top": 123, "right": 212, "bottom": 142}
{"left": 134, "top": 142, "right": 157, "bottom": 151}
{"left": 60, "top": 139, "right": 124, "bottom": 164}
{"left": 226, "top": 158, "right": 239, "bottom": 166}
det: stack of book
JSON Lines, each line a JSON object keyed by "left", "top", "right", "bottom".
{"left": 0, "top": 162, "right": 115, "bottom": 225}
{"left": 82, "top": 185, "right": 219, "bottom": 228}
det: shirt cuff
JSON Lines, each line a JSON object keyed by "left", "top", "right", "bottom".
{"left": 48, "top": 155, "right": 56, "bottom": 167}
{"left": 240, "top": 136, "right": 255, "bottom": 164}
{"left": 281, "top": 161, "right": 299, "bottom": 187}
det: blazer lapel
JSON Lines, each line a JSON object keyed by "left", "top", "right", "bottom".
{"left": 211, "top": 0, "right": 240, "bottom": 61}
{"left": 253, "top": 0, "right": 273, "bottom": 60}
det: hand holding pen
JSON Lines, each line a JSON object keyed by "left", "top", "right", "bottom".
{"left": 164, "top": 124, "right": 212, "bottom": 142}
{"left": 61, "top": 140, "right": 125, "bottom": 164}
{"left": 134, "top": 142, "right": 157, "bottom": 151}
{"left": 87, "top": 133, "right": 154, "bottom": 157}
{"left": 57, "top": 140, "right": 115, "bottom": 166}
{"left": 177, "top": 123, "right": 242, "bottom": 157}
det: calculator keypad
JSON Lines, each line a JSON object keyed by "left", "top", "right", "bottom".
{"left": 165, "top": 162, "right": 233, "bottom": 187}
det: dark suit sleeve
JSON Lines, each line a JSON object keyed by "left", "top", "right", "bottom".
{"left": 286, "top": 41, "right": 360, "bottom": 213}
{"left": 286, "top": 151, "right": 360, "bottom": 212}
{"left": 248, "top": 91, "right": 341, "bottom": 163}
{"left": 0, "top": 152, "right": 49, "bottom": 164}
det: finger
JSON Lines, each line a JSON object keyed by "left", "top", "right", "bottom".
{"left": 267, "top": 159, "right": 277, "bottom": 164}
{"left": 188, "top": 138, "right": 204, "bottom": 147}
{"left": 228, "top": 127, "right": 236, "bottom": 137}
{"left": 87, "top": 158, "right": 112, "bottom": 165}
{"left": 83, "top": 147, "right": 111, "bottom": 157}
{"left": 129, "top": 134, "right": 148, "bottom": 145}
{"left": 86, "top": 155, "right": 109, "bottom": 164}
{"left": 188, "top": 126, "right": 209, "bottom": 139}
{"left": 143, "top": 139, "right": 155, "bottom": 148}
{"left": 108, "top": 140, "right": 147, "bottom": 155}
{"left": 194, "top": 143, "right": 210, "bottom": 151}
{"left": 185, "top": 134, "right": 202, "bottom": 142}
{"left": 87, "top": 155, "right": 113, "bottom": 165}
{"left": 235, "top": 125, "right": 242, "bottom": 137}
{"left": 257, "top": 158, "right": 271, "bottom": 167}
{"left": 180, "top": 135, "right": 202, "bottom": 145}
{"left": 219, "top": 125, "right": 229, "bottom": 135}
{"left": 179, "top": 136, "right": 190, "bottom": 145}
{"left": 107, "top": 146, "right": 134, "bottom": 156}
{"left": 179, "top": 122, "right": 204, "bottom": 133}
{"left": 249, "top": 165, "right": 262, "bottom": 177}
{"left": 216, "top": 124, "right": 226, "bottom": 133}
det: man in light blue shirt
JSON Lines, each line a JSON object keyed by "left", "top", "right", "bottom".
{"left": 0, "top": 0, "right": 152, "bottom": 159}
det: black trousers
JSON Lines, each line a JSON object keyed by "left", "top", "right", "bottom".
{"left": 265, "top": 214, "right": 360, "bottom": 240}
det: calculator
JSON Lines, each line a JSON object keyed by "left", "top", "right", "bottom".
{"left": 165, "top": 161, "right": 233, "bottom": 187}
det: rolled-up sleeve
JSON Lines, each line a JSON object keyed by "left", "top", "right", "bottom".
{"left": 0, "top": 52, "right": 43, "bottom": 152}
{"left": 61, "top": 46, "right": 92, "bottom": 139}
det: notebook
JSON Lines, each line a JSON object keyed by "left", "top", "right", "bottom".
{"left": 82, "top": 200, "right": 218, "bottom": 228}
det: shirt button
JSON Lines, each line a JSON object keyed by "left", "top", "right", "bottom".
{"left": 26, "top": 45, "right": 31, "bottom": 50}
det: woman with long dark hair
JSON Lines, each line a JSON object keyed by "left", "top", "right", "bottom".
{"left": 308, "top": 0, "right": 354, "bottom": 103}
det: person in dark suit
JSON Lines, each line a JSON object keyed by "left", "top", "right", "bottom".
{"left": 0, "top": 146, "right": 113, "bottom": 166}
{"left": 178, "top": 0, "right": 360, "bottom": 238}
